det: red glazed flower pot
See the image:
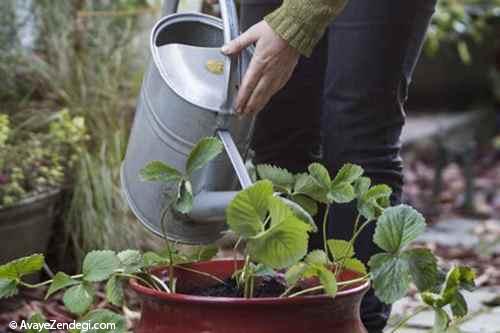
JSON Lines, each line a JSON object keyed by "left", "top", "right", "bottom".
{"left": 130, "top": 259, "right": 370, "bottom": 333}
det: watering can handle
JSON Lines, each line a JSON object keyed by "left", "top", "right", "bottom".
{"left": 220, "top": 0, "right": 240, "bottom": 114}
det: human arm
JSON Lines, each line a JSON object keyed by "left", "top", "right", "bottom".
{"left": 222, "top": 0, "right": 348, "bottom": 114}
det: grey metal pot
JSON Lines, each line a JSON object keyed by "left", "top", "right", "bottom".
{"left": 121, "top": 0, "right": 254, "bottom": 244}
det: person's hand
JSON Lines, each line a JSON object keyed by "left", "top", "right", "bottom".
{"left": 221, "top": 20, "right": 300, "bottom": 114}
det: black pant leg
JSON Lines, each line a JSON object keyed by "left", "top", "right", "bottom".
{"left": 322, "top": 1, "right": 437, "bottom": 331}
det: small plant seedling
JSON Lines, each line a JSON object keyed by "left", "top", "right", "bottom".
{"left": 139, "top": 136, "right": 224, "bottom": 292}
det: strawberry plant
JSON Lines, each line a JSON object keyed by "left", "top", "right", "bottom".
{"left": 0, "top": 247, "right": 219, "bottom": 332}
{"left": 252, "top": 162, "right": 476, "bottom": 332}
{"left": 0, "top": 136, "right": 476, "bottom": 332}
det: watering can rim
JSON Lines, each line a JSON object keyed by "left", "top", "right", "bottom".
{"left": 150, "top": 13, "right": 225, "bottom": 113}
{"left": 150, "top": 12, "right": 247, "bottom": 114}
{"left": 149, "top": 12, "right": 254, "bottom": 114}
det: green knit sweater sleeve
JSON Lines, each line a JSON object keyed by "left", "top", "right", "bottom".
{"left": 264, "top": 0, "right": 348, "bottom": 57}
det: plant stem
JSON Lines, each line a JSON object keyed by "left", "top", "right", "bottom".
{"left": 263, "top": 215, "right": 271, "bottom": 228}
{"left": 233, "top": 236, "right": 242, "bottom": 273}
{"left": 351, "top": 219, "right": 372, "bottom": 244}
{"left": 389, "top": 305, "right": 429, "bottom": 333}
{"left": 149, "top": 274, "right": 171, "bottom": 293}
{"left": 353, "top": 214, "right": 361, "bottom": 235}
{"left": 288, "top": 285, "right": 324, "bottom": 298}
{"left": 242, "top": 254, "right": 252, "bottom": 298}
{"left": 336, "top": 217, "right": 373, "bottom": 277}
{"left": 165, "top": 239, "right": 175, "bottom": 293}
{"left": 288, "top": 275, "right": 369, "bottom": 298}
{"left": 323, "top": 203, "right": 331, "bottom": 258}
{"left": 18, "top": 274, "right": 84, "bottom": 289}
{"left": 116, "top": 273, "right": 156, "bottom": 290}
{"left": 280, "top": 283, "right": 298, "bottom": 298}
{"left": 160, "top": 205, "right": 175, "bottom": 293}
{"left": 249, "top": 274, "right": 255, "bottom": 299}
{"left": 173, "top": 265, "right": 225, "bottom": 284}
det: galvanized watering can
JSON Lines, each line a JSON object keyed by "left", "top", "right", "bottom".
{"left": 121, "top": 0, "right": 254, "bottom": 244}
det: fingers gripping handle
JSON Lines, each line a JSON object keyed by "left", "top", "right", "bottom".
{"left": 220, "top": 0, "right": 240, "bottom": 114}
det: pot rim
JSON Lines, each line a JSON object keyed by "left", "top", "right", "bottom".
{"left": 129, "top": 259, "right": 371, "bottom": 305}
{"left": 0, "top": 188, "right": 61, "bottom": 211}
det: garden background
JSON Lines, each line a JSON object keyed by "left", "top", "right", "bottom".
{"left": 0, "top": 0, "right": 499, "bottom": 331}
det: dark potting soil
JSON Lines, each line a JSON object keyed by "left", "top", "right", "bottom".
{"left": 185, "top": 276, "right": 287, "bottom": 298}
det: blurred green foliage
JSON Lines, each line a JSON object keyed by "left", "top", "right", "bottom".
{"left": 426, "top": 0, "right": 500, "bottom": 64}
{"left": 0, "top": 0, "right": 162, "bottom": 261}
{"left": 0, "top": 111, "right": 88, "bottom": 207}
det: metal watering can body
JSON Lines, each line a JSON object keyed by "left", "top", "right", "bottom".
{"left": 121, "top": 0, "right": 254, "bottom": 244}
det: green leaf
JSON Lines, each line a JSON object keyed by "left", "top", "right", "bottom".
{"left": 368, "top": 253, "right": 411, "bottom": 304}
{"left": 305, "top": 250, "right": 330, "bottom": 266}
{"left": 328, "top": 164, "right": 364, "bottom": 204}
{"left": 226, "top": 180, "right": 273, "bottom": 238}
{"left": 0, "top": 278, "right": 18, "bottom": 299}
{"left": 253, "top": 263, "right": 277, "bottom": 277}
{"left": 268, "top": 196, "right": 293, "bottom": 226}
{"left": 78, "top": 309, "right": 126, "bottom": 333}
{"left": 373, "top": 205, "right": 426, "bottom": 253}
{"left": 174, "top": 179, "right": 193, "bottom": 214}
{"left": 451, "top": 292, "right": 467, "bottom": 318}
{"left": 248, "top": 215, "right": 311, "bottom": 269}
{"left": 455, "top": 266, "right": 476, "bottom": 292}
{"left": 279, "top": 196, "right": 317, "bottom": 232}
{"left": 294, "top": 173, "right": 328, "bottom": 204}
{"left": 432, "top": 308, "right": 450, "bottom": 333}
{"left": 405, "top": 248, "right": 438, "bottom": 292}
{"left": 0, "top": 254, "right": 45, "bottom": 279}
{"left": 106, "top": 275, "right": 124, "bottom": 307}
{"left": 139, "top": 161, "right": 182, "bottom": 183}
{"left": 27, "top": 313, "right": 48, "bottom": 333}
{"left": 441, "top": 266, "right": 476, "bottom": 307}
{"left": 291, "top": 194, "right": 318, "bottom": 217}
{"left": 421, "top": 267, "right": 476, "bottom": 320}
{"left": 422, "top": 291, "right": 439, "bottom": 307}
{"left": 159, "top": 248, "right": 188, "bottom": 265}
{"left": 186, "top": 137, "right": 223, "bottom": 176}
{"left": 327, "top": 239, "right": 355, "bottom": 260}
{"left": 328, "top": 182, "right": 356, "bottom": 203}
{"left": 63, "top": 283, "right": 95, "bottom": 315}
{"left": 317, "top": 266, "right": 337, "bottom": 297}
{"left": 256, "top": 164, "right": 295, "bottom": 192}
{"left": 143, "top": 252, "right": 168, "bottom": 267}
{"left": 343, "top": 258, "right": 367, "bottom": 275}
{"left": 46, "top": 272, "right": 80, "bottom": 299}
{"left": 354, "top": 177, "right": 371, "bottom": 197}
{"left": 83, "top": 250, "right": 120, "bottom": 282}
{"left": 357, "top": 184, "right": 392, "bottom": 220}
{"left": 117, "top": 250, "right": 144, "bottom": 273}
{"left": 331, "top": 164, "right": 364, "bottom": 186}
{"left": 308, "top": 163, "right": 331, "bottom": 189}
{"left": 285, "top": 263, "right": 308, "bottom": 285}
{"left": 192, "top": 245, "right": 219, "bottom": 262}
